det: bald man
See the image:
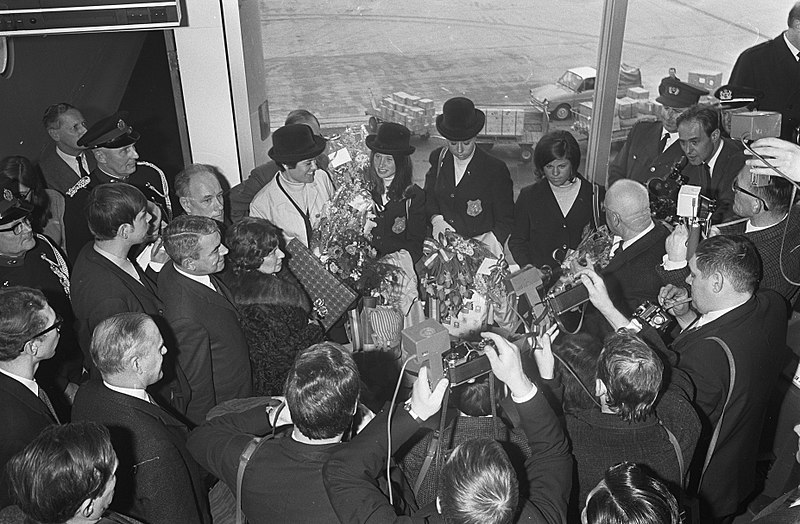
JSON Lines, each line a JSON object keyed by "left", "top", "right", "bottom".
{"left": 599, "top": 180, "right": 669, "bottom": 318}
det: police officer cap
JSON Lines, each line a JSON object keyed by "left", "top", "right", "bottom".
{"left": 656, "top": 77, "right": 708, "bottom": 108}
{"left": 78, "top": 111, "right": 141, "bottom": 149}
{"left": 0, "top": 179, "right": 33, "bottom": 226}
{"left": 714, "top": 84, "right": 764, "bottom": 110}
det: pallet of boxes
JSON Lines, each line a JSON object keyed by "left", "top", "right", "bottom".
{"left": 375, "top": 92, "right": 436, "bottom": 136}
{"left": 572, "top": 86, "right": 658, "bottom": 142}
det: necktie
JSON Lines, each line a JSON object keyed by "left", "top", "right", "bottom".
{"left": 659, "top": 133, "right": 669, "bottom": 153}
{"left": 76, "top": 155, "right": 89, "bottom": 178}
{"left": 610, "top": 238, "right": 624, "bottom": 258}
{"left": 38, "top": 386, "right": 61, "bottom": 423}
{"left": 701, "top": 162, "right": 711, "bottom": 189}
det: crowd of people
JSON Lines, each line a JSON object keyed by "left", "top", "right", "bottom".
{"left": 1, "top": 3, "right": 800, "bottom": 523}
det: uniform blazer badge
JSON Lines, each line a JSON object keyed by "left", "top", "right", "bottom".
{"left": 466, "top": 199, "right": 483, "bottom": 217}
{"left": 392, "top": 216, "right": 406, "bottom": 234}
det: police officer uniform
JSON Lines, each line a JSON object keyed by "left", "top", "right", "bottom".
{"left": 607, "top": 77, "right": 708, "bottom": 187}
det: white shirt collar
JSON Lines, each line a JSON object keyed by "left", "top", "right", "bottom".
{"left": 56, "top": 147, "right": 85, "bottom": 177}
{"left": 621, "top": 221, "right": 655, "bottom": 250}
{"left": 695, "top": 297, "right": 750, "bottom": 329}
{"left": 174, "top": 263, "right": 215, "bottom": 291}
{"left": 705, "top": 140, "right": 724, "bottom": 176}
{"left": 662, "top": 126, "right": 680, "bottom": 152}
{"left": 784, "top": 32, "right": 800, "bottom": 61}
{"left": 0, "top": 366, "right": 38, "bottom": 397}
{"left": 103, "top": 381, "right": 152, "bottom": 403}
{"left": 453, "top": 150, "right": 475, "bottom": 186}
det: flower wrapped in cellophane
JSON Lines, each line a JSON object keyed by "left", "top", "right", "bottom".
{"left": 550, "top": 225, "right": 614, "bottom": 295}
{"left": 311, "top": 126, "right": 399, "bottom": 296}
{"left": 419, "top": 231, "right": 510, "bottom": 321}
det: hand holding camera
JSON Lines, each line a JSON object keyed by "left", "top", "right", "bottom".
{"left": 657, "top": 284, "right": 694, "bottom": 327}
{"left": 410, "top": 366, "right": 449, "bottom": 421}
{"left": 481, "top": 332, "right": 535, "bottom": 399}
{"left": 746, "top": 137, "right": 800, "bottom": 183}
{"left": 665, "top": 223, "right": 690, "bottom": 263}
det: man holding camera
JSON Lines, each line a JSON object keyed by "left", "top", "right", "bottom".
{"left": 322, "top": 332, "right": 572, "bottom": 523}
{"left": 581, "top": 234, "right": 790, "bottom": 523}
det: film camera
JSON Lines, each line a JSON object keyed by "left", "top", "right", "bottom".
{"left": 633, "top": 301, "right": 675, "bottom": 334}
{"left": 401, "top": 319, "right": 494, "bottom": 388}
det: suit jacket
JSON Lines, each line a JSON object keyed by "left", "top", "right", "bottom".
{"left": 607, "top": 121, "right": 685, "bottom": 187}
{"left": 0, "top": 373, "right": 58, "bottom": 508}
{"left": 37, "top": 145, "right": 97, "bottom": 195}
{"left": 322, "top": 392, "right": 572, "bottom": 524}
{"left": 371, "top": 184, "right": 426, "bottom": 263}
{"left": 671, "top": 291, "right": 789, "bottom": 518}
{"left": 679, "top": 137, "right": 744, "bottom": 222}
{"left": 424, "top": 146, "right": 515, "bottom": 245}
{"left": 509, "top": 175, "right": 598, "bottom": 269}
{"left": 229, "top": 161, "right": 277, "bottom": 224}
{"left": 730, "top": 33, "right": 800, "bottom": 141}
{"left": 72, "top": 381, "right": 211, "bottom": 524}
{"left": 158, "top": 263, "right": 253, "bottom": 425}
{"left": 187, "top": 403, "right": 342, "bottom": 524}
{"left": 752, "top": 485, "right": 800, "bottom": 523}
{"left": 602, "top": 222, "right": 669, "bottom": 317}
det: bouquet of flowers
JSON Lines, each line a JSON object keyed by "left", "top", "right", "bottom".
{"left": 550, "top": 225, "right": 614, "bottom": 295}
{"left": 311, "top": 127, "right": 399, "bottom": 297}
{"left": 419, "top": 231, "right": 510, "bottom": 321}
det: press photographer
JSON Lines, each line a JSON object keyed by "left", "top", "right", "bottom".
{"left": 579, "top": 234, "right": 790, "bottom": 523}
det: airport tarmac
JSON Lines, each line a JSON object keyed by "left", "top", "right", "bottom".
{"left": 258, "top": 0, "right": 787, "bottom": 190}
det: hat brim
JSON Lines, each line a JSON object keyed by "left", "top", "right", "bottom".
{"left": 0, "top": 199, "right": 34, "bottom": 226}
{"left": 268, "top": 134, "right": 327, "bottom": 164}
{"left": 436, "top": 109, "right": 486, "bottom": 141}
{"left": 655, "top": 95, "right": 690, "bottom": 108}
{"left": 365, "top": 134, "right": 415, "bottom": 156}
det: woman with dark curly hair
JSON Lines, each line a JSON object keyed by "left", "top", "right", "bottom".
{"left": 509, "top": 130, "right": 601, "bottom": 271}
{"left": 220, "top": 217, "right": 324, "bottom": 396}
{"left": 0, "top": 155, "right": 66, "bottom": 250}
{"left": 365, "top": 122, "right": 426, "bottom": 263}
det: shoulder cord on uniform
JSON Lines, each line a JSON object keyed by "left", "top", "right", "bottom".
{"left": 36, "top": 234, "right": 70, "bottom": 298}
{"left": 137, "top": 161, "right": 173, "bottom": 221}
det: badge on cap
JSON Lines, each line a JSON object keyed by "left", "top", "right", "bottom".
{"left": 3, "top": 189, "right": 12, "bottom": 201}
{"left": 718, "top": 89, "right": 732, "bottom": 101}
{"left": 668, "top": 86, "right": 680, "bottom": 96}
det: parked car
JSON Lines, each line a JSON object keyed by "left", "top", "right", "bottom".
{"left": 530, "top": 64, "right": 642, "bottom": 121}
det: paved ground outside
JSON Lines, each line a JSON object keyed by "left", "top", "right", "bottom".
{"left": 258, "top": 0, "right": 786, "bottom": 191}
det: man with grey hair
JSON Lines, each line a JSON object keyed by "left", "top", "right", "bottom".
{"left": 174, "top": 164, "right": 226, "bottom": 224}
{"left": 600, "top": 179, "right": 669, "bottom": 318}
{"left": 72, "top": 312, "right": 211, "bottom": 524}
{"left": 158, "top": 214, "right": 252, "bottom": 424}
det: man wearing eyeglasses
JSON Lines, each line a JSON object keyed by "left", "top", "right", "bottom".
{"left": 0, "top": 193, "right": 81, "bottom": 418}
{"left": 0, "top": 287, "right": 62, "bottom": 508}
{"left": 607, "top": 77, "right": 708, "bottom": 188}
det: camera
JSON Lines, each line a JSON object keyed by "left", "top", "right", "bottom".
{"left": 676, "top": 185, "right": 716, "bottom": 221}
{"left": 442, "top": 340, "right": 493, "bottom": 387}
{"left": 633, "top": 301, "right": 674, "bottom": 333}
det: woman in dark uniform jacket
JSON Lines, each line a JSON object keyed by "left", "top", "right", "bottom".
{"left": 509, "top": 130, "right": 600, "bottom": 271}
{"left": 365, "top": 122, "right": 426, "bottom": 263}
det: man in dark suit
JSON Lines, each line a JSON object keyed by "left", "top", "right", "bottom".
{"left": 0, "top": 287, "right": 61, "bottom": 507}
{"left": 601, "top": 179, "right": 669, "bottom": 318}
{"left": 607, "top": 77, "right": 708, "bottom": 188}
{"left": 188, "top": 342, "right": 364, "bottom": 523}
{"left": 582, "top": 235, "right": 790, "bottom": 523}
{"left": 675, "top": 105, "right": 744, "bottom": 222}
{"left": 729, "top": 3, "right": 800, "bottom": 142}
{"left": 38, "top": 103, "right": 96, "bottom": 195}
{"left": 159, "top": 215, "right": 252, "bottom": 425}
{"left": 72, "top": 313, "right": 211, "bottom": 524}
{"left": 70, "top": 184, "right": 185, "bottom": 414}
{"left": 425, "top": 97, "right": 514, "bottom": 256}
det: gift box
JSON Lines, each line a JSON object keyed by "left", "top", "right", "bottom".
{"left": 285, "top": 238, "right": 358, "bottom": 331}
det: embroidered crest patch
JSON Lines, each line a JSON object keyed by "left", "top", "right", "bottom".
{"left": 466, "top": 199, "right": 482, "bottom": 217}
{"left": 392, "top": 216, "right": 406, "bottom": 234}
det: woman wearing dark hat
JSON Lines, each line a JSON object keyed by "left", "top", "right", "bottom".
{"left": 365, "top": 122, "right": 426, "bottom": 263}
{"left": 424, "top": 97, "right": 514, "bottom": 257}
{"left": 250, "top": 124, "right": 334, "bottom": 247}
